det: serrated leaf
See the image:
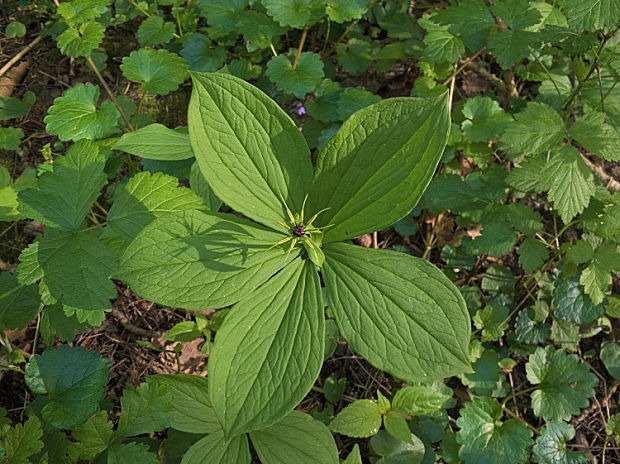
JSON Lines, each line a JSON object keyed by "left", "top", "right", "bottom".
{"left": 198, "top": 0, "right": 248, "bottom": 34}
{"left": 580, "top": 261, "right": 610, "bottom": 305}
{"left": 2, "top": 417, "right": 44, "bottom": 464}
{"left": 107, "top": 442, "right": 159, "bottom": 464}
{"left": 600, "top": 342, "right": 620, "bottom": 379}
{"left": 540, "top": 146, "right": 595, "bottom": 222}
{"left": 209, "top": 259, "right": 323, "bottom": 436}
{"left": 500, "top": 102, "right": 565, "bottom": 156}
{"left": 57, "top": 21, "right": 105, "bottom": 57}
{"left": 518, "top": 238, "right": 550, "bottom": 273}
{"left": 424, "top": 29, "right": 465, "bottom": 63}
{"left": 309, "top": 93, "right": 449, "bottom": 242}
{"left": 328, "top": 400, "right": 381, "bottom": 438}
{"left": 323, "top": 243, "right": 470, "bottom": 381}
{"left": 68, "top": 411, "right": 114, "bottom": 460}
{"left": 114, "top": 124, "right": 193, "bottom": 161}
{"left": 121, "top": 48, "right": 188, "bottom": 95}
{"left": 456, "top": 398, "right": 533, "bottom": 464}
{"left": 138, "top": 15, "right": 176, "bottom": 46}
{"left": 118, "top": 383, "right": 172, "bottom": 437}
{"left": 474, "top": 301, "right": 510, "bottom": 342}
{"left": 25, "top": 345, "right": 111, "bottom": 429}
{"left": 305, "top": 80, "right": 341, "bottom": 122}
{"left": 44, "top": 84, "right": 119, "bottom": 141}
{"left": 18, "top": 140, "right": 106, "bottom": 230}
{"left": 569, "top": 111, "right": 620, "bottom": 161}
{"left": 473, "top": 221, "right": 519, "bottom": 257}
{"left": 433, "top": 1, "right": 495, "bottom": 50}
{"left": 57, "top": 0, "right": 110, "bottom": 25}
{"left": 107, "top": 171, "right": 204, "bottom": 242}
{"left": 461, "top": 96, "right": 512, "bottom": 142}
{"left": 266, "top": 52, "right": 324, "bottom": 98}
{"left": 492, "top": 0, "right": 542, "bottom": 29}
{"left": 0, "top": 127, "right": 23, "bottom": 150}
{"left": 526, "top": 346, "right": 598, "bottom": 421}
{"left": 115, "top": 209, "right": 294, "bottom": 310}
{"left": 147, "top": 374, "right": 220, "bottom": 434}
{"left": 262, "top": 0, "right": 326, "bottom": 28}
{"left": 558, "top": 0, "right": 620, "bottom": 32}
{"left": 553, "top": 275, "right": 605, "bottom": 325}
{"left": 180, "top": 33, "right": 226, "bottom": 72}
{"left": 188, "top": 72, "right": 313, "bottom": 228}
{"left": 515, "top": 308, "right": 551, "bottom": 344}
{"left": 181, "top": 430, "right": 250, "bottom": 464}
{"left": 17, "top": 228, "right": 117, "bottom": 319}
{"left": 384, "top": 412, "right": 413, "bottom": 445}
{"left": 0, "top": 272, "right": 41, "bottom": 330}
{"left": 392, "top": 385, "right": 449, "bottom": 416}
{"left": 326, "top": 0, "right": 369, "bottom": 23}
{"left": 532, "top": 421, "right": 586, "bottom": 464}
{"left": 250, "top": 411, "right": 339, "bottom": 464}
{"left": 488, "top": 29, "right": 540, "bottom": 69}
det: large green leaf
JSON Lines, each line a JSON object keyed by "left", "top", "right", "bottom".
{"left": 44, "top": 84, "right": 119, "bottom": 142}
{"left": 569, "top": 111, "right": 620, "bottom": 161}
{"left": 115, "top": 209, "right": 294, "bottom": 310}
{"left": 18, "top": 140, "right": 106, "bottom": 231}
{"left": 113, "top": 124, "right": 194, "bottom": 161}
{"left": 209, "top": 259, "right": 323, "bottom": 437}
{"left": 121, "top": 48, "right": 188, "bottom": 95}
{"left": 181, "top": 430, "right": 250, "bottom": 464}
{"left": 188, "top": 72, "right": 313, "bottom": 229}
{"left": 250, "top": 411, "right": 339, "bottom": 464}
{"left": 265, "top": 52, "right": 324, "bottom": 98}
{"left": 107, "top": 171, "right": 205, "bottom": 242}
{"left": 117, "top": 383, "right": 172, "bottom": 437}
{"left": 308, "top": 93, "right": 450, "bottom": 242}
{"left": 24, "top": 345, "right": 111, "bottom": 430}
{"left": 322, "top": 243, "right": 470, "bottom": 381}
{"left": 147, "top": 374, "right": 220, "bottom": 434}
{"left": 558, "top": 0, "right": 620, "bottom": 32}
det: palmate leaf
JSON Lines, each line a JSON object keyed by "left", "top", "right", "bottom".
{"left": 250, "top": 411, "right": 339, "bottom": 464}
{"left": 456, "top": 398, "right": 533, "bottom": 464}
{"left": 262, "top": 0, "right": 326, "bottom": 28}
{"left": 57, "top": 0, "right": 110, "bottom": 25}
{"left": 25, "top": 345, "right": 111, "bottom": 429}
{"left": 326, "top": 0, "right": 370, "bottom": 23}
{"left": 115, "top": 209, "right": 295, "bottom": 310}
{"left": 526, "top": 346, "right": 598, "bottom": 422}
{"left": 209, "top": 259, "right": 324, "bottom": 436}
{"left": 68, "top": 411, "right": 114, "bottom": 460}
{"left": 44, "top": 84, "right": 119, "bottom": 142}
{"left": 181, "top": 430, "right": 250, "bottom": 464}
{"left": 265, "top": 52, "right": 324, "bottom": 98}
{"left": 500, "top": 102, "right": 565, "bottom": 156}
{"left": 138, "top": 15, "right": 176, "bottom": 46}
{"left": 308, "top": 92, "right": 450, "bottom": 242}
{"left": 107, "top": 443, "right": 159, "bottom": 464}
{"left": 198, "top": 0, "right": 249, "bottom": 35}
{"left": 107, "top": 171, "right": 205, "bottom": 242}
{"left": 423, "top": 29, "right": 465, "bottom": 63}
{"left": 533, "top": 421, "right": 586, "bottom": 464}
{"left": 461, "top": 96, "right": 511, "bottom": 142}
{"left": 488, "top": 29, "right": 539, "bottom": 69}
{"left": 121, "top": 49, "right": 188, "bottom": 95}
{"left": 322, "top": 243, "right": 470, "bottom": 382}
{"left": 18, "top": 140, "right": 106, "bottom": 231}
{"left": 188, "top": 72, "right": 314, "bottom": 228}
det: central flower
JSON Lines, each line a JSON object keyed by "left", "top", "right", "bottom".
{"left": 292, "top": 224, "right": 305, "bottom": 237}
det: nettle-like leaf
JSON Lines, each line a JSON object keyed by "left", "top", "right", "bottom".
{"left": 262, "top": 0, "right": 326, "bottom": 28}
{"left": 117, "top": 383, "right": 172, "bottom": 437}
{"left": 323, "top": 243, "right": 470, "bottom": 381}
{"left": 107, "top": 171, "right": 204, "bottom": 242}
{"left": 515, "top": 308, "right": 551, "bottom": 344}
{"left": 265, "top": 52, "right": 324, "bottom": 98}
{"left": 328, "top": 399, "right": 382, "bottom": 438}
{"left": 391, "top": 385, "right": 449, "bottom": 416}
{"left": 44, "top": 84, "right": 119, "bottom": 142}
{"left": 539, "top": 146, "right": 595, "bottom": 223}
{"left": 0, "top": 272, "right": 41, "bottom": 330}
{"left": 500, "top": 102, "right": 565, "bottom": 157}
{"left": 182, "top": 430, "right": 250, "bottom": 464}
{"left": 57, "top": 0, "right": 110, "bottom": 25}
{"left": 25, "top": 345, "right": 111, "bottom": 429}
{"left": 209, "top": 259, "right": 323, "bottom": 436}
{"left": 1, "top": 416, "right": 44, "bottom": 464}
{"left": 138, "top": 15, "right": 176, "bottom": 46}
{"left": 114, "top": 123, "right": 194, "bottom": 161}
{"left": 57, "top": 21, "right": 105, "bottom": 57}
{"left": 250, "top": 411, "right": 339, "bottom": 464}
{"left": 18, "top": 140, "right": 106, "bottom": 231}
{"left": 69, "top": 411, "right": 114, "bottom": 460}
{"left": 121, "top": 49, "right": 188, "bottom": 95}
{"left": 526, "top": 346, "right": 598, "bottom": 422}
{"left": 553, "top": 275, "right": 605, "bottom": 325}
{"left": 423, "top": 29, "right": 465, "bottom": 63}
{"left": 518, "top": 237, "right": 550, "bottom": 274}
{"left": 107, "top": 442, "right": 159, "bottom": 464}
{"left": 569, "top": 111, "right": 620, "bottom": 161}
{"left": 456, "top": 398, "right": 533, "bottom": 464}
{"left": 488, "top": 29, "right": 539, "bottom": 69}
{"left": 558, "top": 0, "right": 620, "bottom": 32}
{"left": 532, "top": 421, "right": 586, "bottom": 464}
{"left": 308, "top": 91, "right": 450, "bottom": 241}
{"left": 432, "top": 1, "right": 494, "bottom": 50}
{"left": 461, "top": 96, "right": 511, "bottom": 142}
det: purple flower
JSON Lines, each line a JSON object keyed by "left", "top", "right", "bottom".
{"left": 295, "top": 102, "right": 306, "bottom": 116}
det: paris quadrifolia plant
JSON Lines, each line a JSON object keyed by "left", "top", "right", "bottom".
{"left": 114, "top": 72, "right": 471, "bottom": 438}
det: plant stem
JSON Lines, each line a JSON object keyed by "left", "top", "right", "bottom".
{"left": 441, "top": 46, "right": 487, "bottom": 86}
{"left": 135, "top": 92, "right": 146, "bottom": 129}
{"left": 86, "top": 56, "right": 135, "bottom": 131}
{"left": 530, "top": 50, "right": 563, "bottom": 101}
{"left": 501, "top": 386, "right": 536, "bottom": 408}
{"left": 292, "top": 23, "right": 310, "bottom": 70}
{"left": 0, "top": 35, "right": 43, "bottom": 78}
{"left": 501, "top": 404, "right": 541, "bottom": 436}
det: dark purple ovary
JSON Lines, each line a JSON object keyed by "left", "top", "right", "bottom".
{"left": 292, "top": 224, "right": 305, "bottom": 237}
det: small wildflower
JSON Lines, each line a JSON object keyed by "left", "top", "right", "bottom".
{"left": 295, "top": 102, "right": 306, "bottom": 116}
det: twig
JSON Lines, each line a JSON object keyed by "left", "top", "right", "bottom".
{"left": 596, "top": 66, "right": 605, "bottom": 113}
{"left": 111, "top": 307, "right": 161, "bottom": 337}
{"left": 441, "top": 46, "right": 487, "bottom": 86}
{"left": 465, "top": 61, "right": 515, "bottom": 97}
{"left": 0, "top": 35, "right": 43, "bottom": 78}
{"left": 86, "top": 56, "right": 135, "bottom": 131}
{"left": 580, "top": 153, "right": 620, "bottom": 192}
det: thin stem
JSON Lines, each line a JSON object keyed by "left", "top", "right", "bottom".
{"left": 86, "top": 56, "right": 135, "bottom": 131}
{"left": 501, "top": 386, "right": 537, "bottom": 408}
{"left": 292, "top": 23, "right": 310, "bottom": 70}
{"left": 502, "top": 405, "right": 541, "bottom": 436}
{"left": 530, "top": 50, "right": 563, "bottom": 101}
{"left": 0, "top": 35, "right": 43, "bottom": 78}
{"left": 596, "top": 66, "right": 605, "bottom": 113}
{"left": 441, "top": 46, "right": 487, "bottom": 86}
{"left": 31, "top": 312, "right": 42, "bottom": 356}
{"left": 269, "top": 41, "right": 278, "bottom": 57}
{"left": 94, "top": 200, "right": 108, "bottom": 216}
{"left": 321, "top": 18, "right": 331, "bottom": 56}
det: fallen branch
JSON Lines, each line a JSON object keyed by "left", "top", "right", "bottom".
{"left": 581, "top": 153, "right": 620, "bottom": 192}
{"left": 0, "top": 35, "right": 43, "bottom": 79}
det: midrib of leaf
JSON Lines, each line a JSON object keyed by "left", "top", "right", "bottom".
{"left": 325, "top": 250, "right": 466, "bottom": 366}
